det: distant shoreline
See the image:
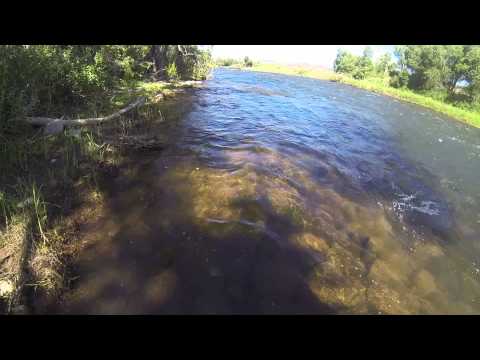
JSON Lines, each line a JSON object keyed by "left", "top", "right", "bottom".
{"left": 220, "top": 63, "right": 480, "bottom": 129}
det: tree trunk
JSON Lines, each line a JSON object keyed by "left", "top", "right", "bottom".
{"left": 147, "top": 45, "right": 168, "bottom": 79}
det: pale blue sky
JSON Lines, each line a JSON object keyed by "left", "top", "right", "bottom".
{"left": 208, "top": 45, "right": 395, "bottom": 69}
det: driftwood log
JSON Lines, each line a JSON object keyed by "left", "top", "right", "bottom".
{"left": 24, "top": 97, "right": 146, "bottom": 135}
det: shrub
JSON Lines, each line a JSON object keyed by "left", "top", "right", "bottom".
{"left": 166, "top": 63, "right": 179, "bottom": 81}
{"left": 190, "top": 50, "right": 213, "bottom": 80}
{"left": 217, "top": 58, "right": 236, "bottom": 66}
{"left": 0, "top": 45, "right": 146, "bottom": 131}
{"left": 244, "top": 56, "right": 253, "bottom": 67}
{"left": 389, "top": 69, "right": 409, "bottom": 88}
{"left": 0, "top": 45, "right": 212, "bottom": 134}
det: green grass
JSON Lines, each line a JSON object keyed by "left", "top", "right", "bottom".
{"left": 337, "top": 76, "right": 480, "bottom": 128}
{"left": 135, "top": 81, "right": 168, "bottom": 98}
{"left": 0, "top": 127, "right": 118, "bottom": 311}
{"left": 237, "top": 62, "right": 480, "bottom": 129}
{"left": 0, "top": 78, "right": 187, "bottom": 312}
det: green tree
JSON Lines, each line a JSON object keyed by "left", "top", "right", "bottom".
{"left": 353, "top": 46, "right": 374, "bottom": 79}
{"left": 464, "top": 46, "right": 480, "bottom": 103}
{"left": 403, "top": 45, "right": 447, "bottom": 90}
{"left": 376, "top": 53, "right": 395, "bottom": 77}
{"left": 400, "top": 45, "right": 480, "bottom": 101}
{"left": 146, "top": 45, "right": 212, "bottom": 80}
{"left": 440, "top": 45, "right": 469, "bottom": 95}
{"left": 363, "top": 46, "right": 373, "bottom": 59}
{"left": 0, "top": 45, "right": 213, "bottom": 132}
{"left": 334, "top": 49, "right": 358, "bottom": 75}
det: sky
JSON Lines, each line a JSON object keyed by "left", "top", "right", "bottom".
{"left": 209, "top": 45, "right": 395, "bottom": 69}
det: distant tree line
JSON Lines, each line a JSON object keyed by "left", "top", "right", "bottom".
{"left": 0, "top": 45, "right": 213, "bottom": 131}
{"left": 334, "top": 45, "right": 480, "bottom": 108}
{"left": 216, "top": 56, "right": 253, "bottom": 67}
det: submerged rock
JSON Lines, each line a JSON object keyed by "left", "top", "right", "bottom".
{"left": 412, "top": 270, "right": 438, "bottom": 297}
{"left": 404, "top": 198, "right": 454, "bottom": 240}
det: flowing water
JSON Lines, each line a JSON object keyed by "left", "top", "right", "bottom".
{"left": 56, "top": 68, "right": 480, "bottom": 314}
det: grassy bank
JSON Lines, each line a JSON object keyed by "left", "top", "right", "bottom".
{"left": 0, "top": 127, "right": 114, "bottom": 313}
{"left": 230, "top": 63, "right": 480, "bottom": 129}
{"left": 0, "top": 80, "right": 195, "bottom": 313}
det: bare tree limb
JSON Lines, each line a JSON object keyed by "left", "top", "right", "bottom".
{"left": 24, "top": 97, "right": 146, "bottom": 135}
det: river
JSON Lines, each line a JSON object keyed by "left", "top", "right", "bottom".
{"left": 54, "top": 67, "right": 480, "bottom": 314}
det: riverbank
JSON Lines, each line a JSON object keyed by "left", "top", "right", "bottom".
{"left": 0, "top": 80, "right": 199, "bottom": 314}
{"left": 228, "top": 63, "right": 480, "bottom": 129}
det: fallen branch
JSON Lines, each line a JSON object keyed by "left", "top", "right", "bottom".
{"left": 24, "top": 97, "right": 146, "bottom": 135}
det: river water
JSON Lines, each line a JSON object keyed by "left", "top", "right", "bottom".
{"left": 56, "top": 68, "right": 480, "bottom": 314}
